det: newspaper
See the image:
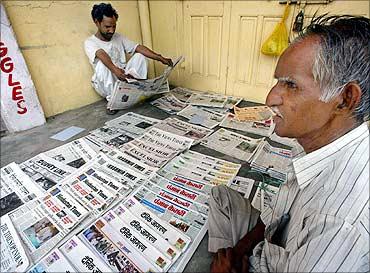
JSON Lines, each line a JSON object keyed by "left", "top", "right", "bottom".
{"left": 220, "top": 113, "right": 275, "bottom": 137}
{"left": 182, "top": 150, "right": 241, "bottom": 169}
{"left": 60, "top": 236, "right": 111, "bottom": 273}
{"left": 229, "top": 176, "right": 255, "bottom": 199}
{"left": 106, "top": 149, "right": 158, "bottom": 178}
{"left": 43, "top": 138, "right": 97, "bottom": 169}
{"left": 177, "top": 105, "right": 225, "bottom": 129}
{"left": 224, "top": 96, "right": 243, "bottom": 109}
{"left": 8, "top": 186, "right": 89, "bottom": 262}
{"left": 1, "top": 162, "right": 45, "bottom": 216}
{"left": 88, "top": 126, "right": 135, "bottom": 149}
{"left": 170, "top": 87, "right": 196, "bottom": 102}
{"left": 201, "top": 128, "right": 264, "bottom": 162}
{"left": 186, "top": 93, "right": 228, "bottom": 108}
{"left": 80, "top": 223, "right": 142, "bottom": 273}
{"left": 234, "top": 105, "right": 273, "bottom": 122}
{"left": 105, "top": 112, "right": 160, "bottom": 137}
{"left": 107, "top": 56, "right": 184, "bottom": 110}
{"left": 20, "top": 154, "right": 75, "bottom": 192}
{"left": 0, "top": 214, "right": 29, "bottom": 272}
{"left": 151, "top": 93, "right": 188, "bottom": 114}
{"left": 250, "top": 141, "right": 292, "bottom": 181}
{"left": 251, "top": 183, "right": 279, "bottom": 212}
{"left": 126, "top": 138, "right": 178, "bottom": 160}
{"left": 82, "top": 135, "right": 112, "bottom": 154}
{"left": 94, "top": 217, "right": 164, "bottom": 272}
{"left": 26, "top": 249, "right": 75, "bottom": 273}
{"left": 153, "top": 117, "right": 213, "bottom": 143}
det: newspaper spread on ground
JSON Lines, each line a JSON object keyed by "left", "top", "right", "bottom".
{"left": 107, "top": 56, "right": 184, "bottom": 110}
{"left": 26, "top": 249, "right": 75, "bottom": 273}
{"left": 105, "top": 112, "right": 161, "bottom": 137}
{"left": 251, "top": 183, "right": 279, "bottom": 212}
{"left": 250, "top": 141, "right": 292, "bottom": 181}
{"left": 1, "top": 163, "right": 45, "bottom": 217}
{"left": 224, "top": 96, "right": 243, "bottom": 109}
{"left": 170, "top": 87, "right": 197, "bottom": 102}
{"left": 60, "top": 235, "right": 111, "bottom": 273}
{"left": 234, "top": 105, "right": 273, "bottom": 122}
{"left": 8, "top": 186, "right": 89, "bottom": 263}
{"left": 82, "top": 135, "right": 112, "bottom": 154}
{"left": 186, "top": 93, "right": 228, "bottom": 108}
{"left": 20, "top": 154, "right": 75, "bottom": 192}
{"left": 88, "top": 125, "right": 135, "bottom": 149}
{"left": 0, "top": 214, "right": 30, "bottom": 272}
{"left": 201, "top": 128, "right": 264, "bottom": 162}
{"left": 43, "top": 138, "right": 97, "bottom": 169}
{"left": 220, "top": 112, "right": 275, "bottom": 137}
{"left": 177, "top": 105, "right": 225, "bottom": 129}
{"left": 151, "top": 93, "right": 188, "bottom": 114}
{"left": 229, "top": 176, "right": 255, "bottom": 199}
{"left": 153, "top": 117, "right": 213, "bottom": 143}
{"left": 127, "top": 138, "right": 179, "bottom": 160}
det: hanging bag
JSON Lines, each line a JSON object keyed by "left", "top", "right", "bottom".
{"left": 261, "top": 4, "right": 290, "bottom": 56}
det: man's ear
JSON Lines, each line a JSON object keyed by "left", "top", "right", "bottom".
{"left": 94, "top": 19, "right": 99, "bottom": 26}
{"left": 336, "top": 82, "right": 362, "bottom": 115}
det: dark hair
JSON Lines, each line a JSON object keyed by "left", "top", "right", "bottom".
{"left": 296, "top": 15, "right": 370, "bottom": 122}
{"left": 91, "top": 3, "right": 118, "bottom": 22}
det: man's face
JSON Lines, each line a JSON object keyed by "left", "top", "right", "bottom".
{"left": 95, "top": 15, "right": 117, "bottom": 41}
{"left": 265, "top": 36, "right": 338, "bottom": 140}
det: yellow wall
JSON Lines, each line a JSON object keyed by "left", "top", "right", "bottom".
{"left": 3, "top": 1, "right": 142, "bottom": 117}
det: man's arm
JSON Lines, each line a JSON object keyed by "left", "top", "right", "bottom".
{"left": 95, "top": 49, "right": 129, "bottom": 81}
{"left": 135, "top": 45, "right": 173, "bottom": 66}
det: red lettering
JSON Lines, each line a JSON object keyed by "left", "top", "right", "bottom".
{"left": 16, "top": 100, "right": 27, "bottom": 114}
{"left": 0, "top": 42, "right": 7, "bottom": 58}
{"left": 7, "top": 74, "right": 20, "bottom": 87}
{"left": 12, "top": 86, "right": 23, "bottom": 100}
{"left": 0, "top": 56, "right": 13, "bottom": 73}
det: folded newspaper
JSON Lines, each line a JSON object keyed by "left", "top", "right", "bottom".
{"left": 107, "top": 56, "right": 184, "bottom": 110}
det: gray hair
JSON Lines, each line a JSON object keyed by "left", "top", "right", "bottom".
{"left": 296, "top": 15, "right": 370, "bottom": 122}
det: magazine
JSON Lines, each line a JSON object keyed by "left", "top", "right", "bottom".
{"left": 1, "top": 162, "right": 45, "bottom": 216}
{"left": 201, "top": 128, "right": 264, "bottom": 162}
{"left": 107, "top": 56, "right": 184, "bottom": 110}
{"left": 151, "top": 93, "right": 188, "bottom": 114}
{"left": 153, "top": 117, "right": 213, "bottom": 143}
{"left": 220, "top": 113, "right": 274, "bottom": 137}
{"left": 26, "top": 249, "right": 75, "bottom": 273}
{"left": 177, "top": 105, "right": 225, "bottom": 129}
{"left": 43, "top": 138, "right": 97, "bottom": 169}
{"left": 0, "top": 214, "right": 30, "bottom": 273}
{"left": 233, "top": 105, "right": 273, "bottom": 122}
{"left": 60, "top": 236, "right": 111, "bottom": 273}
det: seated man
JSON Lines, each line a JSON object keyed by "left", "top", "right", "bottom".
{"left": 84, "top": 3, "right": 173, "bottom": 114}
{"left": 208, "top": 15, "right": 369, "bottom": 272}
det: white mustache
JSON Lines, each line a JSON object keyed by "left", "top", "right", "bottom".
{"left": 270, "top": 106, "right": 283, "bottom": 118}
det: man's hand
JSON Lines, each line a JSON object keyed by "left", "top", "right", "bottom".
{"left": 210, "top": 248, "right": 249, "bottom": 273}
{"left": 159, "top": 56, "right": 173, "bottom": 67}
{"left": 112, "top": 67, "right": 129, "bottom": 81}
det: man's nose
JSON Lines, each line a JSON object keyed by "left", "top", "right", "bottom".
{"left": 265, "top": 84, "right": 283, "bottom": 107}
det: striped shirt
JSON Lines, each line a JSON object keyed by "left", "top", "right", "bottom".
{"left": 250, "top": 123, "right": 369, "bottom": 272}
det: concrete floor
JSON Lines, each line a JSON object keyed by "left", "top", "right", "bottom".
{"left": 0, "top": 99, "right": 213, "bottom": 272}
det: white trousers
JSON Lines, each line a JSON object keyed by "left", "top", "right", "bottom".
{"left": 91, "top": 53, "right": 148, "bottom": 101}
{"left": 208, "top": 185, "right": 260, "bottom": 253}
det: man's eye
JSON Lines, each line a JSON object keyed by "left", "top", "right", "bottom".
{"left": 285, "top": 81, "right": 297, "bottom": 89}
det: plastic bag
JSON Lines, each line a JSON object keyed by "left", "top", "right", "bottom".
{"left": 261, "top": 4, "right": 290, "bottom": 56}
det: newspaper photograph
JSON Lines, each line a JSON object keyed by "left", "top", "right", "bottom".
{"left": 151, "top": 93, "right": 188, "bottom": 114}
{"left": 250, "top": 141, "right": 292, "bottom": 181}
{"left": 88, "top": 126, "right": 135, "bottom": 149}
{"left": 133, "top": 186, "right": 207, "bottom": 240}
{"left": 229, "top": 176, "right": 255, "bottom": 199}
{"left": 113, "top": 205, "right": 181, "bottom": 260}
{"left": 20, "top": 154, "right": 75, "bottom": 192}
{"left": 102, "top": 211, "right": 173, "bottom": 270}
{"left": 26, "top": 249, "right": 75, "bottom": 273}
{"left": 94, "top": 217, "right": 164, "bottom": 272}
{"left": 60, "top": 235, "right": 111, "bottom": 273}
{"left": 177, "top": 105, "right": 226, "bottom": 129}
{"left": 1, "top": 162, "right": 45, "bottom": 217}
{"left": 106, "top": 149, "right": 158, "bottom": 178}
{"left": 80, "top": 223, "right": 141, "bottom": 273}
{"left": 220, "top": 113, "right": 275, "bottom": 137}
{"left": 0, "top": 214, "right": 30, "bottom": 273}
{"left": 201, "top": 128, "right": 265, "bottom": 162}
{"left": 107, "top": 56, "right": 184, "bottom": 110}
{"left": 170, "top": 87, "right": 196, "bottom": 102}
{"left": 186, "top": 93, "right": 228, "bottom": 108}
{"left": 105, "top": 112, "right": 160, "bottom": 137}
{"left": 153, "top": 117, "right": 213, "bottom": 143}
{"left": 233, "top": 105, "right": 273, "bottom": 122}
{"left": 43, "top": 138, "right": 97, "bottom": 169}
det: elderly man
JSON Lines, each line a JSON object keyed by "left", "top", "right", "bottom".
{"left": 208, "top": 15, "right": 369, "bottom": 272}
{"left": 84, "top": 3, "right": 173, "bottom": 114}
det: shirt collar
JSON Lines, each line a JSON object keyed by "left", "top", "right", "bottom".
{"left": 292, "top": 123, "right": 369, "bottom": 189}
